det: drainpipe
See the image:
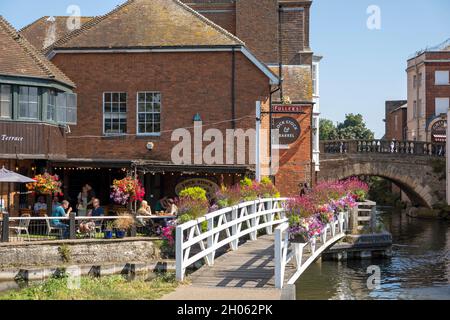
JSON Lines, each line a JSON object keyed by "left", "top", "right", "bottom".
{"left": 278, "top": 4, "right": 283, "bottom": 101}
{"left": 231, "top": 47, "right": 236, "bottom": 130}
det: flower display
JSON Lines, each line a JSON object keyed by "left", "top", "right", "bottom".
{"left": 161, "top": 220, "right": 177, "bottom": 246}
{"left": 110, "top": 176, "right": 145, "bottom": 205}
{"left": 26, "top": 173, "right": 62, "bottom": 195}
{"left": 286, "top": 178, "right": 368, "bottom": 242}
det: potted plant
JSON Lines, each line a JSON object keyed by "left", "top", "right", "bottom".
{"left": 104, "top": 221, "right": 114, "bottom": 239}
{"left": 114, "top": 215, "right": 134, "bottom": 238}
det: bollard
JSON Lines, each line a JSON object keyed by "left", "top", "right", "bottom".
{"left": 349, "top": 207, "right": 359, "bottom": 235}
{"left": 69, "top": 212, "right": 76, "bottom": 239}
{"left": 1, "top": 213, "right": 9, "bottom": 242}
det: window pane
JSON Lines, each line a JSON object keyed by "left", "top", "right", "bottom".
{"left": 29, "top": 87, "right": 38, "bottom": 103}
{"left": 120, "top": 93, "right": 127, "bottom": 103}
{"left": 146, "top": 102, "right": 153, "bottom": 112}
{"left": 436, "top": 71, "right": 449, "bottom": 85}
{"left": 154, "top": 123, "right": 160, "bottom": 133}
{"left": 19, "top": 86, "right": 28, "bottom": 100}
{"left": 139, "top": 124, "right": 145, "bottom": 133}
{"left": 154, "top": 94, "right": 161, "bottom": 103}
{"left": 153, "top": 114, "right": 160, "bottom": 123}
{"left": 0, "top": 101, "right": 11, "bottom": 119}
{"left": 436, "top": 98, "right": 450, "bottom": 115}
{"left": 104, "top": 93, "right": 111, "bottom": 103}
{"left": 1, "top": 85, "right": 11, "bottom": 101}
{"left": 154, "top": 102, "right": 161, "bottom": 112}
{"left": 112, "top": 93, "right": 119, "bottom": 103}
{"left": 112, "top": 102, "right": 119, "bottom": 113}
{"left": 120, "top": 102, "right": 127, "bottom": 112}
{"left": 138, "top": 93, "right": 145, "bottom": 103}
{"left": 138, "top": 103, "right": 146, "bottom": 113}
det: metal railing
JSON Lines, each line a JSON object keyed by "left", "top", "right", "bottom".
{"left": 0, "top": 213, "right": 176, "bottom": 243}
{"left": 274, "top": 211, "right": 349, "bottom": 289}
{"left": 321, "top": 140, "right": 445, "bottom": 157}
{"left": 175, "top": 198, "right": 287, "bottom": 281}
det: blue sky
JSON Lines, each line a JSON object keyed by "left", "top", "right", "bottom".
{"left": 1, "top": 0, "right": 449, "bottom": 138}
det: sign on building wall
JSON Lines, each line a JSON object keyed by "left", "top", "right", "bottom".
{"left": 175, "top": 178, "right": 220, "bottom": 199}
{"left": 272, "top": 117, "right": 301, "bottom": 145}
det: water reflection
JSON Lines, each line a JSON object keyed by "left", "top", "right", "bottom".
{"left": 296, "top": 209, "right": 450, "bottom": 300}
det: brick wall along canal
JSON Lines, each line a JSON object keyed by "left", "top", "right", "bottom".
{"left": 295, "top": 208, "right": 450, "bottom": 300}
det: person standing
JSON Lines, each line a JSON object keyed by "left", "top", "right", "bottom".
{"left": 77, "top": 186, "right": 89, "bottom": 216}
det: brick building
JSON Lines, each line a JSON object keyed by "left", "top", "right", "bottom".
{"left": 384, "top": 100, "right": 407, "bottom": 141}
{"left": 19, "top": 0, "right": 316, "bottom": 204}
{"left": 0, "top": 16, "right": 76, "bottom": 215}
{"left": 406, "top": 39, "right": 450, "bottom": 142}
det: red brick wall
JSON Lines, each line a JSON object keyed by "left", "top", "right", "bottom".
{"left": 273, "top": 108, "right": 312, "bottom": 196}
{"left": 385, "top": 108, "right": 407, "bottom": 141}
{"left": 236, "top": 0, "right": 279, "bottom": 64}
{"left": 181, "top": 1, "right": 237, "bottom": 35}
{"left": 51, "top": 51, "right": 271, "bottom": 164}
{"left": 425, "top": 57, "right": 450, "bottom": 119}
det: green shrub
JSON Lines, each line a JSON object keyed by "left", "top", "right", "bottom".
{"left": 179, "top": 187, "right": 207, "bottom": 201}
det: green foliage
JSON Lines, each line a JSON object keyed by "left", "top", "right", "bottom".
{"left": 431, "top": 159, "right": 446, "bottom": 180}
{"left": 0, "top": 273, "right": 178, "bottom": 300}
{"left": 320, "top": 114, "right": 375, "bottom": 141}
{"left": 240, "top": 177, "right": 253, "bottom": 188}
{"left": 179, "top": 187, "right": 207, "bottom": 201}
{"left": 58, "top": 245, "right": 71, "bottom": 263}
{"left": 319, "top": 118, "right": 338, "bottom": 141}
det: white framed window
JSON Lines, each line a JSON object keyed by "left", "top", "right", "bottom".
{"left": 56, "top": 92, "right": 77, "bottom": 124}
{"left": 47, "top": 89, "right": 56, "bottom": 122}
{"left": 18, "top": 86, "right": 39, "bottom": 120}
{"left": 0, "top": 84, "right": 12, "bottom": 119}
{"left": 435, "top": 97, "right": 449, "bottom": 115}
{"left": 103, "top": 92, "right": 127, "bottom": 135}
{"left": 137, "top": 92, "right": 161, "bottom": 135}
{"left": 435, "top": 71, "right": 449, "bottom": 85}
{"left": 312, "top": 64, "right": 317, "bottom": 96}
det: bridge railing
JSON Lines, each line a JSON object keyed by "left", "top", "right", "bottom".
{"left": 321, "top": 140, "right": 445, "bottom": 157}
{"left": 274, "top": 211, "right": 349, "bottom": 289}
{"left": 175, "top": 198, "right": 288, "bottom": 281}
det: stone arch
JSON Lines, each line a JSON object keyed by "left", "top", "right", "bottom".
{"left": 319, "top": 154, "right": 444, "bottom": 208}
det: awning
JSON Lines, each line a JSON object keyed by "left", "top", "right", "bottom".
{"left": 131, "top": 160, "right": 254, "bottom": 175}
{"left": 432, "top": 134, "right": 446, "bottom": 142}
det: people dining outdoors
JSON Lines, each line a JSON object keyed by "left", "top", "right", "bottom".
{"left": 137, "top": 200, "right": 152, "bottom": 216}
{"left": 33, "top": 196, "right": 47, "bottom": 215}
{"left": 51, "top": 196, "right": 61, "bottom": 215}
{"left": 79, "top": 198, "right": 104, "bottom": 236}
{"left": 85, "top": 184, "right": 96, "bottom": 209}
{"left": 77, "top": 186, "right": 89, "bottom": 216}
{"left": 154, "top": 196, "right": 169, "bottom": 213}
{"left": 166, "top": 198, "right": 178, "bottom": 215}
{"left": 51, "top": 200, "right": 71, "bottom": 238}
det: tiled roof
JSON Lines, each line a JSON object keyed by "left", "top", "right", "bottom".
{"left": 270, "top": 65, "right": 312, "bottom": 102}
{"left": 0, "top": 16, "right": 75, "bottom": 88}
{"left": 20, "top": 16, "right": 94, "bottom": 50}
{"left": 48, "top": 0, "right": 243, "bottom": 51}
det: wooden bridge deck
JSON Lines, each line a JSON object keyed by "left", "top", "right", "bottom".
{"left": 188, "top": 234, "right": 320, "bottom": 288}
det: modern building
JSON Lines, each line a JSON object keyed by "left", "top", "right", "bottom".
{"left": 384, "top": 100, "right": 407, "bottom": 141}
{"left": 0, "top": 16, "right": 76, "bottom": 214}
{"left": 406, "top": 39, "right": 450, "bottom": 142}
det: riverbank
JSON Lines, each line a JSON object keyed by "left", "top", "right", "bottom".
{"left": 0, "top": 273, "right": 178, "bottom": 300}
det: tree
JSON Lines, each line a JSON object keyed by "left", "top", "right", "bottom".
{"left": 319, "top": 119, "right": 337, "bottom": 141}
{"left": 320, "top": 114, "right": 374, "bottom": 140}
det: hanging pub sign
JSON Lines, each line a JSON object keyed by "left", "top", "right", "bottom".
{"left": 175, "top": 178, "right": 220, "bottom": 199}
{"left": 271, "top": 104, "right": 308, "bottom": 114}
{"left": 431, "top": 120, "right": 447, "bottom": 143}
{"left": 272, "top": 117, "right": 301, "bottom": 145}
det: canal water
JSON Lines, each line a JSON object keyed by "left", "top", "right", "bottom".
{"left": 296, "top": 208, "right": 450, "bottom": 300}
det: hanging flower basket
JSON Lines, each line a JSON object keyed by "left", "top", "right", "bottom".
{"left": 26, "top": 173, "right": 62, "bottom": 196}
{"left": 110, "top": 176, "right": 145, "bottom": 205}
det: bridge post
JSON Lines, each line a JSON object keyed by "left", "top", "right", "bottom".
{"left": 274, "top": 226, "right": 284, "bottom": 289}
{"left": 266, "top": 200, "right": 273, "bottom": 235}
{"left": 175, "top": 226, "right": 184, "bottom": 281}
{"left": 250, "top": 201, "right": 257, "bottom": 241}
{"left": 207, "top": 217, "right": 215, "bottom": 265}
{"left": 349, "top": 207, "right": 359, "bottom": 235}
{"left": 231, "top": 207, "right": 239, "bottom": 250}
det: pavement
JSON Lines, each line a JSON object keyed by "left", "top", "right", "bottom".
{"left": 161, "top": 285, "right": 283, "bottom": 300}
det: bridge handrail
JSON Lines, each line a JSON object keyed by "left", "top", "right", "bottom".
{"left": 274, "top": 211, "right": 349, "bottom": 289}
{"left": 320, "top": 139, "right": 445, "bottom": 157}
{"left": 176, "top": 197, "right": 289, "bottom": 281}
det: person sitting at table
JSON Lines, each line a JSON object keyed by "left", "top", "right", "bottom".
{"left": 52, "top": 196, "right": 61, "bottom": 215}
{"left": 166, "top": 198, "right": 178, "bottom": 215}
{"left": 154, "top": 196, "right": 169, "bottom": 213}
{"left": 136, "top": 200, "right": 155, "bottom": 234}
{"left": 34, "top": 196, "right": 47, "bottom": 215}
{"left": 79, "top": 198, "right": 104, "bottom": 234}
{"left": 52, "top": 200, "right": 71, "bottom": 238}
{"left": 137, "top": 200, "right": 152, "bottom": 216}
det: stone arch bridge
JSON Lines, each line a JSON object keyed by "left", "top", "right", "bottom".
{"left": 319, "top": 140, "right": 446, "bottom": 208}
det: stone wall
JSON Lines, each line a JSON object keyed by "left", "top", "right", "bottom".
{"left": 0, "top": 238, "right": 161, "bottom": 269}
{"left": 319, "top": 153, "right": 446, "bottom": 208}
